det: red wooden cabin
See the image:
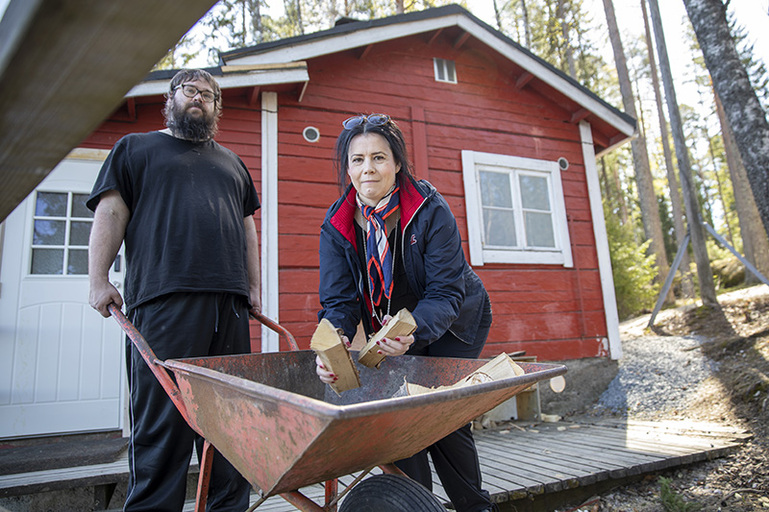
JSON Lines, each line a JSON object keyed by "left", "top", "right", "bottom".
{"left": 81, "top": 5, "right": 634, "bottom": 361}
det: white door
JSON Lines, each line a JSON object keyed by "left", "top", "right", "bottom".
{"left": 0, "top": 154, "right": 125, "bottom": 439}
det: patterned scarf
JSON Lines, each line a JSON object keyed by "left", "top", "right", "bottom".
{"left": 358, "top": 186, "right": 400, "bottom": 307}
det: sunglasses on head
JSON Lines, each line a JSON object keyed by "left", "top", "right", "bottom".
{"left": 342, "top": 113, "right": 391, "bottom": 130}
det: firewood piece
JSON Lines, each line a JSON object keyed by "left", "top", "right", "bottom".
{"left": 358, "top": 309, "right": 418, "bottom": 368}
{"left": 310, "top": 318, "right": 361, "bottom": 394}
{"left": 396, "top": 353, "right": 525, "bottom": 396}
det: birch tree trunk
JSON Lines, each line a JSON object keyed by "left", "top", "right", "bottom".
{"left": 647, "top": 0, "right": 718, "bottom": 306}
{"left": 602, "top": 0, "right": 671, "bottom": 298}
{"left": 521, "top": 0, "right": 531, "bottom": 48}
{"left": 682, "top": 0, "right": 769, "bottom": 239}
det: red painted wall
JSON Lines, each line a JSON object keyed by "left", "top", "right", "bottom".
{"left": 272, "top": 32, "right": 608, "bottom": 360}
{"left": 82, "top": 30, "right": 609, "bottom": 360}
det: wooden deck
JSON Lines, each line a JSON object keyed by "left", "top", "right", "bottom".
{"left": 192, "top": 418, "right": 749, "bottom": 511}
{"left": 0, "top": 418, "right": 749, "bottom": 511}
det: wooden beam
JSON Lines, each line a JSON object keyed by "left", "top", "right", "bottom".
{"left": 515, "top": 72, "right": 533, "bottom": 89}
{"left": 248, "top": 86, "right": 261, "bottom": 107}
{"left": 297, "top": 82, "right": 309, "bottom": 103}
{"left": 570, "top": 108, "right": 589, "bottom": 124}
{"left": 0, "top": 0, "right": 220, "bottom": 222}
{"left": 427, "top": 28, "right": 444, "bottom": 46}
{"left": 454, "top": 31, "right": 470, "bottom": 49}
{"left": 358, "top": 44, "right": 373, "bottom": 60}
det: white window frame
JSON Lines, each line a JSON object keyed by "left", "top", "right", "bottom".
{"left": 433, "top": 58, "right": 457, "bottom": 83}
{"left": 462, "top": 150, "right": 573, "bottom": 267}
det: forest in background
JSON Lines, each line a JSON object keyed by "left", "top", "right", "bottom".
{"left": 157, "top": 0, "right": 769, "bottom": 320}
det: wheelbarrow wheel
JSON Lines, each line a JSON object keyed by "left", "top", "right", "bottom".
{"left": 339, "top": 474, "right": 446, "bottom": 511}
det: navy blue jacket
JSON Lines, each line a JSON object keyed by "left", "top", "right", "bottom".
{"left": 318, "top": 175, "right": 489, "bottom": 352}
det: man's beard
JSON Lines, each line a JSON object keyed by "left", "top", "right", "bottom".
{"left": 165, "top": 100, "right": 218, "bottom": 142}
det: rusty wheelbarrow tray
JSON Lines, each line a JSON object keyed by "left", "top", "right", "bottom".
{"left": 108, "top": 304, "right": 566, "bottom": 511}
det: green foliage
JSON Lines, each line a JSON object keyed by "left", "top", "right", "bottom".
{"left": 659, "top": 476, "right": 702, "bottom": 512}
{"left": 605, "top": 203, "right": 659, "bottom": 320}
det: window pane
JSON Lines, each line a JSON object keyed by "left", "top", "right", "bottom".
{"left": 68, "top": 249, "right": 89, "bottom": 275}
{"left": 72, "top": 194, "right": 93, "bottom": 218}
{"left": 480, "top": 171, "right": 512, "bottom": 208}
{"left": 483, "top": 208, "right": 516, "bottom": 247}
{"left": 69, "top": 221, "right": 91, "bottom": 245}
{"left": 525, "top": 212, "right": 555, "bottom": 248}
{"left": 34, "top": 220, "right": 66, "bottom": 245}
{"left": 446, "top": 60, "right": 456, "bottom": 82}
{"left": 435, "top": 60, "right": 445, "bottom": 81}
{"left": 519, "top": 175, "right": 550, "bottom": 210}
{"left": 35, "top": 192, "right": 67, "bottom": 217}
{"left": 31, "top": 249, "right": 64, "bottom": 274}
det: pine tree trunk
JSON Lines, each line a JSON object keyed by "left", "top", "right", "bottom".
{"left": 715, "top": 92, "right": 769, "bottom": 284}
{"left": 683, "top": 0, "right": 769, "bottom": 239}
{"left": 647, "top": 0, "right": 718, "bottom": 307}
{"left": 641, "top": 0, "right": 694, "bottom": 297}
{"left": 602, "top": 0, "right": 671, "bottom": 298}
{"left": 557, "top": 0, "right": 576, "bottom": 78}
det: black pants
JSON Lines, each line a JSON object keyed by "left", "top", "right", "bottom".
{"left": 397, "top": 297, "right": 493, "bottom": 512}
{"left": 123, "top": 293, "right": 252, "bottom": 512}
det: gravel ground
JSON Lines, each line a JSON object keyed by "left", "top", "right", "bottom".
{"left": 591, "top": 334, "right": 719, "bottom": 419}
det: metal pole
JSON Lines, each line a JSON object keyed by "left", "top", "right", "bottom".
{"left": 648, "top": 232, "right": 690, "bottom": 328}
{"left": 703, "top": 223, "right": 769, "bottom": 287}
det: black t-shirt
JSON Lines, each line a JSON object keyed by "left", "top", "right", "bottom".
{"left": 87, "top": 131, "right": 260, "bottom": 310}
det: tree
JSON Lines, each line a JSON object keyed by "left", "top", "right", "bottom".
{"left": 640, "top": 0, "right": 694, "bottom": 297}
{"left": 647, "top": 0, "right": 718, "bottom": 306}
{"left": 682, "top": 0, "right": 769, "bottom": 240}
{"left": 602, "top": 0, "right": 671, "bottom": 300}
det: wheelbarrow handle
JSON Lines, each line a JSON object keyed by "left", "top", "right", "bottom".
{"left": 107, "top": 303, "right": 193, "bottom": 425}
{"left": 249, "top": 309, "right": 300, "bottom": 351}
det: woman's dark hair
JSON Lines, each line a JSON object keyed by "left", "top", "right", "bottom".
{"left": 333, "top": 114, "right": 414, "bottom": 193}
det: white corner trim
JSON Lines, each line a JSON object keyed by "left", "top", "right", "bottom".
{"left": 580, "top": 121, "right": 622, "bottom": 360}
{"left": 261, "top": 92, "right": 280, "bottom": 352}
{"left": 461, "top": 150, "right": 484, "bottom": 266}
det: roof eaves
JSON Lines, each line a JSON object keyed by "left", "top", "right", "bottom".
{"left": 128, "top": 63, "right": 309, "bottom": 98}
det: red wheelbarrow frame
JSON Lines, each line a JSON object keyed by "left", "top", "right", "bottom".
{"left": 109, "top": 303, "right": 407, "bottom": 511}
{"left": 108, "top": 303, "right": 567, "bottom": 511}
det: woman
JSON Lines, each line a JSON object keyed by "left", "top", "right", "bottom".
{"left": 316, "top": 113, "right": 495, "bottom": 512}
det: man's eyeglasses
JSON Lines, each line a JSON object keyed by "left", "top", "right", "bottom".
{"left": 174, "top": 84, "right": 218, "bottom": 103}
{"left": 342, "top": 114, "right": 391, "bottom": 130}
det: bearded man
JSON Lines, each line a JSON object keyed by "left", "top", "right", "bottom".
{"left": 87, "top": 69, "right": 259, "bottom": 511}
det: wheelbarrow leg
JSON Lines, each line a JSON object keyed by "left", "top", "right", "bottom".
{"left": 279, "top": 491, "right": 325, "bottom": 511}
{"left": 324, "top": 479, "right": 338, "bottom": 511}
{"left": 194, "top": 440, "right": 215, "bottom": 512}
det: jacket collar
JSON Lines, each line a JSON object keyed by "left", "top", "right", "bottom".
{"left": 329, "top": 174, "right": 427, "bottom": 245}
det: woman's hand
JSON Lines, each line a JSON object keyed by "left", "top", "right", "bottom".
{"left": 315, "top": 335, "right": 350, "bottom": 385}
{"left": 376, "top": 315, "right": 414, "bottom": 356}
{"left": 316, "top": 355, "right": 336, "bottom": 384}
{"left": 375, "top": 334, "right": 414, "bottom": 357}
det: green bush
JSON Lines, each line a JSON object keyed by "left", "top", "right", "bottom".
{"left": 605, "top": 206, "right": 660, "bottom": 320}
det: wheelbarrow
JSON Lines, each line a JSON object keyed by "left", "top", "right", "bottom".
{"left": 108, "top": 304, "right": 567, "bottom": 511}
